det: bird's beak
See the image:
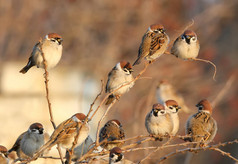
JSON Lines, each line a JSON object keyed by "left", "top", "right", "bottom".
{"left": 39, "top": 128, "right": 44, "bottom": 134}
{"left": 57, "top": 38, "right": 63, "bottom": 44}
{"left": 129, "top": 69, "right": 134, "bottom": 73}
{"left": 160, "top": 29, "right": 165, "bottom": 33}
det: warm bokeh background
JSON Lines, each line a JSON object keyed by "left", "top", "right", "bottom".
{"left": 0, "top": 0, "right": 237, "bottom": 163}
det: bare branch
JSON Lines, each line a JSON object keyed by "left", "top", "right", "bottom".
{"left": 39, "top": 40, "right": 64, "bottom": 164}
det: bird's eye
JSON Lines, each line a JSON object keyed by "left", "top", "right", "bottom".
{"left": 51, "top": 39, "right": 56, "bottom": 42}
{"left": 31, "top": 129, "right": 36, "bottom": 132}
{"left": 169, "top": 106, "right": 173, "bottom": 109}
{"left": 154, "top": 30, "right": 159, "bottom": 33}
{"left": 181, "top": 35, "right": 185, "bottom": 40}
{"left": 160, "top": 111, "right": 165, "bottom": 114}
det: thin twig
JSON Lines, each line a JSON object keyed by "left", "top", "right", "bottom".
{"left": 193, "top": 58, "right": 217, "bottom": 81}
{"left": 39, "top": 40, "right": 64, "bottom": 164}
{"left": 211, "top": 74, "right": 236, "bottom": 107}
{"left": 89, "top": 62, "right": 150, "bottom": 121}
{"left": 158, "top": 139, "right": 238, "bottom": 163}
{"left": 138, "top": 137, "right": 173, "bottom": 163}
{"left": 95, "top": 99, "right": 117, "bottom": 146}
{"left": 86, "top": 80, "right": 104, "bottom": 122}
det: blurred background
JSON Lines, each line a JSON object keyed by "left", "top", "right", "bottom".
{"left": 0, "top": 0, "right": 237, "bottom": 163}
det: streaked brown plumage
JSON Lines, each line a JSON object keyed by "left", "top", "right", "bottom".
{"left": 32, "top": 113, "right": 89, "bottom": 160}
{"left": 99, "top": 120, "right": 125, "bottom": 150}
{"left": 185, "top": 99, "right": 217, "bottom": 146}
{"left": 133, "top": 24, "right": 169, "bottom": 66}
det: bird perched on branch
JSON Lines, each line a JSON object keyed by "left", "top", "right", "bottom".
{"left": 20, "top": 33, "right": 63, "bottom": 74}
{"left": 109, "top": 147, "right": 134, "bottom": 164}
{"left": 164, "top": 100, "right": 181, "bottom": 136}
{"left": 171, "top": 30, "right": 200, "bottom": 60}
{"left": 105, "top": 61, "right": 134, "bottom": 105}
{"left": 8, "top": 123, "right": 45, "bottom": 160}
{"left": 32, "top": 113, "right": 89, "bottom": 160}
{"left": 133, "top": 23, "right": 169, "bottom": 65}
{"left": 185, "top": 99, "right": 217, "bottom": 147}
{"left": 156, "top": 80, "right": 190, "bottom": 113}
{"left": 99, "top": 120, "right": 125, "bottom": 150}
{"left": 88, "top": 147, "right": 133, "bottom": 164}
{"left": 145, "top": 103, "right": 173, "bottom": 141}
{"left": 0, "top": 145, "right": 8, "bottom": 164}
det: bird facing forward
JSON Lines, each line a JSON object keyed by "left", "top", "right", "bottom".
{"left": 99, "top": 120, "right": 125, "bottom": 150}
{"left": 105, "top": 61, "right": 134, "bottom": 105}
{"left": 185, "top": 99, "right": 217, "bottom": 146}
{"left": 133, "top": 23, "right": 169, "bottom": 65}
{"left": 20, "top": 33, "right": 63, "bottom": 74}
{"left": 145, "top": 103, "right": 173, "bottom": 141}
{"left": 164, "top": 100, "right": 181, "bottom": 136}
{"left": 171, "top": 30, "right": 200, "bottom": 60}
{"left": 8, "top": 123, "right": 45, "bottom": 160}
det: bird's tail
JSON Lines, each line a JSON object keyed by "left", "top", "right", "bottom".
{"left": 105, "top": 94, "right": 115, "bottom": 105}
{"left": 132, "top": 57, "right": 141, "bottom": 66}
{"left": 19, "top": 58, "right": 34, "bottom": 74}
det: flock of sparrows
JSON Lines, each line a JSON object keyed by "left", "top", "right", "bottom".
{"left": 0, "top": 23, "right": 217, "bottom": 164}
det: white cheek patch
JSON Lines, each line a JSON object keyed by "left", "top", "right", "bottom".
{"left": 148, "top": 26, "right": 153, "bottom": 32}
{"left": 45, "top": 34, "right": 50, "bottom": 40}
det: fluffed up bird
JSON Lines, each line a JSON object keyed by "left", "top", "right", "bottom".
{"left": 164, "top": 100, "right": 181, "bottom": 135}
{"left": 8, "top": 123, "right": 45, "bottom": 160}
{"left": 145, "top": 103, "right": 173, "bottom": 141}
{"left": 105, "top": 61, "right": 134, "bottom": 105}
{"left": 0, "top": 145, "right": 8, "bottom": 164}
{"left": 156, "top": 80, "right": 190, "bottom": 113}
{"left": 171, "top": 30, "right": 200, "bottom": 60}
{"left": 133, "top": 23, "right": 169, "bottom": 65}
{"left": 99, "top": 120, "right": 125, "bottom": 150}
{"left": 32, "top": 113, "right": 89, "bottom": 160}
{"left": 20, "top": 33, "right": 63, "bottom": 74}
{"left": 185, "top": 99, "right": 217, "bottom": 147}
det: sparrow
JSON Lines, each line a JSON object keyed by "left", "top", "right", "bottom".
{"left": 20, "top": 33, "right": 63, "bottom": 74}
{"left": 145, "top": 103, "right": 173, "bottom": 140}
{"left": 109, "top": 147, "right": 134, "bottom": 164}
{"left": 164, "top": 100, "right": 181, "bottom": 135}
{"left": 156, "top": 80, "right": 190, "bottom": 113}
{"left": 105, "top": 61, "right": 134, "bottom": 105}
{"left": 0, "top": 145, "right": 8, "bottom": 164}
{"left": 33, "top": 113, "right": 90, "bottom": 160}
{"left": 133, "top": 23, "right": 169, "bottom": 65}
{"left": 185, "top": 99, "right": 217, "bottom": 146}
{"left": 171, "top": 30, "right": 200, "bottom": 60}
{"left": 99, "top": 120, "right": 125, "bottom": 150}
{"left": 8, "top": 123, "right": 45, "bottom": 160}
{"left": 65, "top": 136, "right": 93, "bottom": 162}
